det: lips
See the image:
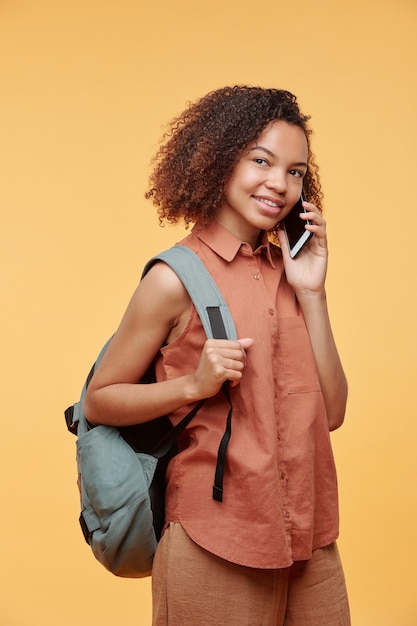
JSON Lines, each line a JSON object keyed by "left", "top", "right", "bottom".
{"left": 253, "top": 195, "right": 284, "bottom": 216}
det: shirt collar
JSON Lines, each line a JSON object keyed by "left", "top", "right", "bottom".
{"left": 192, "top": 221, "right": 277, "bottom": 268}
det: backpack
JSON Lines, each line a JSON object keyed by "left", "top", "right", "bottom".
{"left": 65, "top": 245, "right": 237, "bottom": 578}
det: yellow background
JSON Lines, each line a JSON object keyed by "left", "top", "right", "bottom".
{"left": 1, "top": 1, "right": 416, "bottom": 624}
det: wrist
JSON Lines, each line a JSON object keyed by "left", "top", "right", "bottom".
{"left": 296, "top": 286, "right": 327, "bottom": 306}
{"left": 181, "top": 374, "right": 204, "bottom": 403}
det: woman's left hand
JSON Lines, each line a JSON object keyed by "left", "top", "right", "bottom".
{"left": 277, "top": 201, "right": 328, "bottom": 295}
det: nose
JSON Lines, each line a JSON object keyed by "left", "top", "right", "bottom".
{"left": 265, "top": 168, "right": 287, "bottom": 194}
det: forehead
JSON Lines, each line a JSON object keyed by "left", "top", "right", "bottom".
{"left": 249, "top": 120, "right": 308, "bottom": 158}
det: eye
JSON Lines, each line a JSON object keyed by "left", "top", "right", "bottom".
{"left": 254, "top": 157, "right": 269, "bottom": 166}
{"left": 289, "top": 169, "right": 305, "bottom": 178}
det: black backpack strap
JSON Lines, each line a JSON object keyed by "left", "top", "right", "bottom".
{"left": 212, "top": 383, "right": 232, "bottom": 502}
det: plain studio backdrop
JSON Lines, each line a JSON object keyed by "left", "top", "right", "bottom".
{"left": 1, "top": 1, "right": 416, "bottom": 624}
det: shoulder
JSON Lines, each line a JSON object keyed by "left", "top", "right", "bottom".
{"left": 139, "top": 261, "right": 192, "bottom": 344}
{"left": 138, "top": 260, "right": 191, "bottom": 313}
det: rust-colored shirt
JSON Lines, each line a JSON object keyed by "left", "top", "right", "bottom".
{"left": 155, "top": 221, "right": 339, "bottom": 569}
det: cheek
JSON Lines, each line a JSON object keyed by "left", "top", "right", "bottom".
{"left": 233, "top": 165, "right": 260, "bottom": 192}
{"left": 225, "top": 161, "right": 263, "bottom": 201}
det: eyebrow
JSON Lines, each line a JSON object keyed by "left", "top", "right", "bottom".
{"left": 248, "top": 145, "right": 308, "bottom": 169}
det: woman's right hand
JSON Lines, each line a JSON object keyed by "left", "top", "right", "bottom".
{"left": 191, "top": 337, "right": 254, "bottom": 398}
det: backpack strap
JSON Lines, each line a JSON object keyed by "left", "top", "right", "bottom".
{"left": 143, "top": 245, "right": 237, "bottom": 341}
{"left": 144, "top": 245, "right": 237, "bottom": 503}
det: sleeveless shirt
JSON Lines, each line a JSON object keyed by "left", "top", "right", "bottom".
{"left": 155, "top": 221, "right": 339, "bottom": 569}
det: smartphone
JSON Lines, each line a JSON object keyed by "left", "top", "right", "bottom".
{"left": 282, "top": 193, "right": 313, "bottom": 258}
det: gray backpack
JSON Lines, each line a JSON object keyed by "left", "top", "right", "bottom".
{"left": 65, "top": 245, "right": 236, "bottom": 577}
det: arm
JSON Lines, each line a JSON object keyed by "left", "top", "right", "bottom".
{"left": 295, "top": 289, "right": 348, "bottom": 431}
{"left": 278, "top": 203, "right": 348, "bottom": 431}
{"left": 84, "top": 261, "right": 252, "bottom": 427}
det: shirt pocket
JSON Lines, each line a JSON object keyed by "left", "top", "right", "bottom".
{"left": 278, "top": 317, "right": 321, "bottom": 394}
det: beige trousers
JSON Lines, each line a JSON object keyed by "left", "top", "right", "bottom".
{"left": 152, "top": 523, "right": 350, "bottom": 626}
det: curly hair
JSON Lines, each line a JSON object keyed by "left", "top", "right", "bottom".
{"left": 145, "top": 85, "right": 323, "bottom": 241}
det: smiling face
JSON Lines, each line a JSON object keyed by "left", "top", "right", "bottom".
{"left": 217, "top": 120, "right": 309, "bottom": 248}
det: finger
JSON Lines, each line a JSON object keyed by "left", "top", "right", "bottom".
{"left": 218, "top": 338, "right": 253, "bottom": 360}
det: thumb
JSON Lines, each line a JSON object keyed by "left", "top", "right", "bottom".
{"left": 277, "top": 228, "right": 291, "bottom": 262}
{"left": 238, "top": 337, "right": 254, "bottom": 350}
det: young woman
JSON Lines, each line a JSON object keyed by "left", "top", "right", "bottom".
{"left": 85, "top": 86, "right": 350, "bottom": 625}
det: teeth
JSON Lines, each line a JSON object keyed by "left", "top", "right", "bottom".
{"left": 255, "top": 196, "right": 278, "bottom": 208}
